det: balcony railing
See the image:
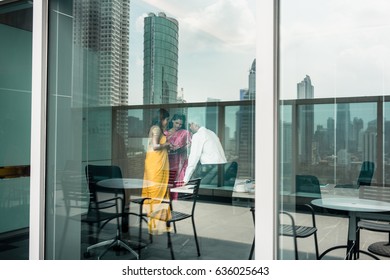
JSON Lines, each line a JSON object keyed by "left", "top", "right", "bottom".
{"left": 83, "top": 100, "right": 255, "bottom": 199}
{"left": 280, "top": 95, "right": 390, "bottom": 197}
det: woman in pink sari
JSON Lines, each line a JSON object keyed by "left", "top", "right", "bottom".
{"left": 165, "top": 114, "right": 191, "bottom": 199}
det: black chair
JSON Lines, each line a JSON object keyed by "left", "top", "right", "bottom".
{"left": 279, "top": 204, "right": 320, "bottom": 260}
{"left": 224, "top": 161, "right": 238, "bottom": 186}
{"left": 149, "top": 178, "right": 202, "bottom": 259}
{"left": 249, "top": 207, "right": 255, "bottom": 260}
{"left": 59, "top": 162, "right": 90, "bottom": 259}
{"left": 197, "top": 162, "right": 238, "bottom": 187}
{"left": 130, "top": 170, "right": 177, "bottom": 258}
{"left": 335, "top": 161, "right": 375, "bottom": 189}
{"left": 84, "top": 164, "right": 138, "bottom": 259}
{"left": 357, "top": 185, "right": 390, "bottom": 259}
{"left": 295, "top": 175, "right": 321, "bottom": 198}
{"left": 357, "top": 161, "right": 375, "bottom": 187}
{"left": 128, "top": 195, "right": 150, "bottom": 258}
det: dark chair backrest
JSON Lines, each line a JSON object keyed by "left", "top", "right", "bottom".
{"left": 61, "top": 161, "right": 89, "bottom": 216}
{"left": 295, "top": 175, "right": 321, "bottom": 197}
{"left": 85, "top": 165, "right": 122, "bottom": 184}
{"left": 171, "top": 178, "right": 201, "bottom": 215}
{"left": 85, "top": 164, "right": 123, "bottom": 205}
{"left": 357, "top": 161, "right": 375, "bottom": 187}
{"left": 187, "top": 178, "right": 201, "bottom": 215}
{"left": 224, "top": 161, "right": 238, "bottom": 186}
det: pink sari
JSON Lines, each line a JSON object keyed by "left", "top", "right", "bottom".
{"left": 166, "top": 129, "right": 191, "bottom": 199}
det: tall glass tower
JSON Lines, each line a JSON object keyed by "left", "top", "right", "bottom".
{"left": 143, "top": 12, "right": 179, "bottom": 104}
{"left": 297, "top": 75, "right": 314, "bottom": 165}
{"left": 73, "top": 0, "right": 130, "bottom": 107}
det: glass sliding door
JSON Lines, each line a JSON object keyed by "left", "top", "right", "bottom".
{"left": 279, "top": 0, "right": 390, "bottom": 259}
{"left": 0, "top": 0, "right": 32, "bottom": 259}
{"left": 46, "top": 0, "right": 256, "bottom": 260}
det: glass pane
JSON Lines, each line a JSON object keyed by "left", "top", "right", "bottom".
{"left": 383, "top": 102, "right": 390, "bottom": 185}
{"left": 279, "top": 0, "right": 390, "bottom": 260}
{"left": 46, "top": 0, "right": 255, "bottom": 260}
{"left": 0, "top": 0, "right": 32, "bottom": 260}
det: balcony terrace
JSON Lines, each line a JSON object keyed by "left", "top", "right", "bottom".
{"left": 5, "top": 97, "right": 390, "bottom": 260}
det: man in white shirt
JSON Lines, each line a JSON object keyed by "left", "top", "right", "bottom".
{"left": 183, "top": 119, "right": 227, "bottom": 183}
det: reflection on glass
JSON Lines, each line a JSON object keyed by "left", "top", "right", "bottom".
{"left": 0, "top": 1, "right": 32, "bottom": 259}
{"left": 383, "top": 102, "right": 390, "bottom": 184}
{"left": 279, "top": 0, "right": 390, "bottom": 260}
{"left": 46, "top": 0, "right": 255, "bottom": 260}
{"left": 281, "top": 102, "right": 377, "bottom": 193}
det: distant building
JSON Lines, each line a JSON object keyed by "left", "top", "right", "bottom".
{"left": 240, "top": 89, "right": 248, "bottom": 100}
{"left": 336, "top": 103, "right": 352, "bottom": 152}
{"left": 236, "top": 59, "right": 256, "bottom": 178}
{"left": 143, "top": 12, "right": 179, "bottom": 105}
{"left": 297, "top": 75, "right": 314, "bottom": 99}
{"left": 73, "top": 0, "right": 129, "bottom": 107}
{"left": 297, "top": 75, "right": 314, "bottom": 165}
{"left": 240, "top": 59, "right": 256, "bottom": 100}
{"left": 247, "top": 59, "right": 256, "bottom": 99}
{"left": 73, "top": 0, "right": 130, "bottom": 153}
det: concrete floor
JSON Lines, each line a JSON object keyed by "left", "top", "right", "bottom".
{"left": 1, "top": 197, "right": 389, "bottom": 260}
{"left": 279, "top": 211, "right": 390, "bottom": 260}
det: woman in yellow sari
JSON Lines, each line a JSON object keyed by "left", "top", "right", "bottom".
{"left": 142, "top": 108, "right": 172, "bottom": 235}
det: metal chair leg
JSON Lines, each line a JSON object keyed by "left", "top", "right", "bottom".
{"left": 249, "top": 237, "right": 255, "bottom": 260}
{"left": 192, "top": 216, "right": 201, "bottom": 256}
{"left": 167, "top": 222, "right": 175, "bottom": 259}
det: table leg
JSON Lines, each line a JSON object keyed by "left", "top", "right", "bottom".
{"left": 345, "top": 212, "right": 357, "bottom": 259}
{"left": 347, "top": 212, "right": 381, "bottom": 260}
{"left": 122, "top": 215, "right": 129, "bottom": 233}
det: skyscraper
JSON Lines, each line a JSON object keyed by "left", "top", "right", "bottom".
{"left": 73, "top": 0, "right": 130, "bottom": 107}
{"left": 247, "top": 59, "right": 256, "bottom": 99}
{"left": 297, "top": 75, "right": 314, "bottom": 99}
{"left": 297, "top": 75, "right": 314, "bottom": 165}
{"left": 143, "top": 12, "right": 179, "bottom": 104}
{"left": 73, "top": 0, "right": 130, "bottom": 162}
{"left": 240, "top": 59, "right": 256, "bottom": 100}
{"left": 336, "top": 103, "right": 351, "bottom": 153}
{"left": 236, "top": 59, "right": 256, "bottom": 178}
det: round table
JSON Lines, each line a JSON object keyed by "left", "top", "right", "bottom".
{"left": 312, "top": 197, "right": 390, "bottom": 259}
{"left": 96, "top": 178, "right": 162, "bottom": 255}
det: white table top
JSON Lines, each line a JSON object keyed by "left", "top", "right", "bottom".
{"left": 312, "top": 197, "right": 390, "bottom": 213}
{"left": 170, "top": 184, "right": 196, "bottom": 193}
{"left": 97, "top": 178, "right": 157, "bottom": 189}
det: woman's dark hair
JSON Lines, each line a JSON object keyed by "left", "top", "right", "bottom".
{"left": 167, "top": 113, "right": 187, "bottom": 130}
{"left": 151, "top": 108, "right": 170, "bottom": 131}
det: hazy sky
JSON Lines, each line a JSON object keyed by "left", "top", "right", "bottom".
{"left": 128, "top": 0, "right": 256, "bottom": 105}
{"left": 280, "top": 0, "right": 390, "bottom": 100}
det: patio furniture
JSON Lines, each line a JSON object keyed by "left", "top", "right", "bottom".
{"left": 296, "top": 175, "right": 321, "bottom": 197}
{"left": 280, "top": 204, "right": 319, "bottom": 260}
{"left": 312, "top": 196, "right": 390, "bottom": 260}
{"left": 84, "top": 165, "right": 139, "bottom": 259}
{"left": 129, "top": 170, "right": 177, "bottom": 257}
{"left": 249, "top": 206, "right": 255, "bottom": 260}
{"left": 357, "top": 185, "right": 390, "bottom": 258}
{"left": 149, "top": 178, "right": 202, "bottom": 259}
{"left": 335, "top": 161, "right": 375, "bottom": 189}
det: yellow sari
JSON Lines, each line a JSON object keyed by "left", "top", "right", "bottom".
{"left": 142, "top": 126, "right": 171, "bottom": 235}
